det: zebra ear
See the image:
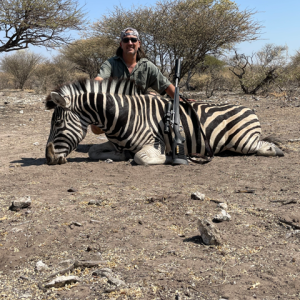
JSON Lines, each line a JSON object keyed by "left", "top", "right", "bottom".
{"left": 51, "top": 92, "right": 71, "bottom": 108}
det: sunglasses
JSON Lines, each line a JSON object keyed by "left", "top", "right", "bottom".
{"left": 122, "top": 37, "right": 138, "bottom": 43}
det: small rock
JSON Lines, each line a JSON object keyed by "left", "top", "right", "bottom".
{"left": 108, "top": 276, "right": 126, "bottom": 287}
{"left": 29, "top": 118, "right": 34, "bottom": 121}
{"left": 191, "top": 192, "right": 205, "bottom": 200}
{"left": 10, "top": 196, "right": 31, "bottom": 211}
{"left": 88, "top": 200, "right": 102, "bottom": 206}
{"left": 92, "top": 268, "right": 125, "bottom": 286}
{"left": 20, "top": 294, "right": 32, "bottom": 298}
{"left": 213, "top": 210, "right": 231, "bottom": 222}
{"left": 104, "top": 159, "right": 113, "bottom": 163}
{"left": 288, "top": 138, "right": 300, "bottom": 142}
{"left": 20, "top": 110, "right": 24, "bottom": 114}
{"left": 198, "top": 218, "right": 222, "bottom": 245}
{"left": 72, "top": 222, "right": 82, "bottom": 227}
{"left": 58, "top": 259, "right": 74, "bottom": 267}
{"left": 35, "top": 260, "right": 48, "bottom": 272}
{"left": 285, "top": 230, "right": 300, "bottom": 239}
{"left": 33, "top": 142, "right": 39, "bottom": 146}
{"left": 67, "top": 188, "right": 77, "bottom": 193}
{"left": 217, "top": 203, "right": 228, "bottom": 210}
{"left": 19, "top": 276, "right": 30, "bottom": 281}
{"left": 44, "top": 276, "right": 80, "bottom": 288}
{"left": 11, "top": 228, "right": 23, "bottom": 233}
{"left": 185, "top": 210, "right": 193, "bottom": 215}
{"left": 90, "top": 219, "right": 101, "bottom": 224}
{"left": 285, "top": 232, "right": 292, "bottom": 239}
{"left": 93, "top": 268, "right": 112, "bottom": 276}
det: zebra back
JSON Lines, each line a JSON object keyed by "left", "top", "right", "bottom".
{"left": 45, "top": 78, "right": 143, "bottom": 110}
{"left": 99, "top": 77, "right": 144, "bottom": 95}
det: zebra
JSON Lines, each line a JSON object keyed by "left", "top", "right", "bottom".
{"left": 45, "top": 78, "right": 284, "bottom": 165}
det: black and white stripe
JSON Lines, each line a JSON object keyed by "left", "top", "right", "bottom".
{"left": 45, "top": 78, "right": 283, "bottom": 165}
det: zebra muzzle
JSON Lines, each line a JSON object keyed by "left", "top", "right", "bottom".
{"left": 46, "top": 142, "right": 67, "bottom": 165}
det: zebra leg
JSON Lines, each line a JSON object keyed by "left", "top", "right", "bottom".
{"left": 88, "top": 141, "right": 128, "bottom": 161}
{"left": 226, "top": 133, "right": 284, "bottom": 157}
{"left": 134, "top": 144, "right": 172, "bottom": 165}
{"left": 255, "top": 141, "right": 284, "bottom": 157}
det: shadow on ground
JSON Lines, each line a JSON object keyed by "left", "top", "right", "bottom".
{"left": 10, "top": 157, "right": 89, "bottom": 166}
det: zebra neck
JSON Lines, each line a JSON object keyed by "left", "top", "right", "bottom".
{"left": 83, "top": 93, "right": 123, "bottom": 132}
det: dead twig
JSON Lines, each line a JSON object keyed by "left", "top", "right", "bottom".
{"left": 278, "top": 219, "right": 300, "bottom": 230}
{"left": 209, "top": 199, "right": 225, "bottom": 204}
{"left": 282, "top": 200, "right": 298, "bottom": 205}
{"left": 270, "top": 200, "right": 297, "bottom": 205}
{"left": 236, "top": 190, "right": 255, "bottom": 194}
{"left": 74, "top": 260, "right": 106, "bottom": 268}
{"left": 47, "top": 264, "right": 75, "bottom": 279}
{"left": 47, "top": 260, "right": 106, "bottom": 279}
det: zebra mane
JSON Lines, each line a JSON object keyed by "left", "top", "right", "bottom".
{"left": 45, "top": 77, "right": 144, "bottom": 110}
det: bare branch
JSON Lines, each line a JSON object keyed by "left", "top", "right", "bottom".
{"left": 0, "top": 0, "right": 86, "bottom": 52}
{"left": 227, "top": 44, "right": 288, "bottom": 94}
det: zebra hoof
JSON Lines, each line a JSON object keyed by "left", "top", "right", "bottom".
{"left": 256, "top": 143, "right": 284, "bottom": 157}
{"left": 275, "top": 147, "right": 284, "bottom": 157}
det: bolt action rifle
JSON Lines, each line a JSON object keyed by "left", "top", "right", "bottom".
{"left": 164, "top": 59, "right": 188, "bottom": 165}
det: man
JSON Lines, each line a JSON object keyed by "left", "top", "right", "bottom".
{"left": 91, "top": 27, "right": 181, "bottom": 135}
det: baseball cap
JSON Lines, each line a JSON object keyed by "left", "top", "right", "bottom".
{"left": 120, "top": 27, "right": 139, "bottom": 40}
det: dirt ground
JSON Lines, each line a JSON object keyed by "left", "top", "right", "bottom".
{"left": 0, "top": 89, "right": 300, "bottom": 300}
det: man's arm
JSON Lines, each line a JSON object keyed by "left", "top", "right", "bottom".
{"left": 165, "top": 84, "right": 175, "bottom": 99}
{"left": 165, "top": 84, "right": 195, "bottom": 102}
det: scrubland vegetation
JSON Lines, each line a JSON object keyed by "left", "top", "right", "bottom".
{"left": 0, "top": 0, "right": 299, "bottom": 100}
{"left": 1, "top": 45, "right": 300, "bottom": 101}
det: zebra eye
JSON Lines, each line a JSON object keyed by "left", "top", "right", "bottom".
{"left": 55, "top": 119, "right": 64, "bottom": 127}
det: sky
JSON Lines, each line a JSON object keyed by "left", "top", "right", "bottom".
{"left": 30, "top": 0, "right": 300, "bottom": 58}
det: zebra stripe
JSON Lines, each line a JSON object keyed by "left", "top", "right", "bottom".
{"left": 45, "top": 79, "right": 283, "bottom": 165}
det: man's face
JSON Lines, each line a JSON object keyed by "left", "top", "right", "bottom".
{"left": 120, "top": 32, "right": 140, "bottom": 57}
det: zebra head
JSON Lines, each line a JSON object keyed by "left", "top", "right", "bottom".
{"left": 45, "top": 78, "right": 143, "bottom": 165}
{"left": 45, "top": 91, "right": 88, "bottom": 165}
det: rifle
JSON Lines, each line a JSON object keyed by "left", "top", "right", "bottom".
{"left": 164, "top": 59, "right": 188, "bottom": 165}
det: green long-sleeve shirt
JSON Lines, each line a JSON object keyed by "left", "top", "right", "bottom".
{"left": 98, "top": 56, "right": 171, "bottom": 94}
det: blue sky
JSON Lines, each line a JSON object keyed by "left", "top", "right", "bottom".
{"left": 233, "top": 0, "right": 300, "bottom": 56}
{"left": 32, "top": 0, "right": 300, "bottom": 58}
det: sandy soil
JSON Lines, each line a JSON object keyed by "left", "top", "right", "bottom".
{"left": 0, "top": 89, "right": 300, "bottom": 300}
